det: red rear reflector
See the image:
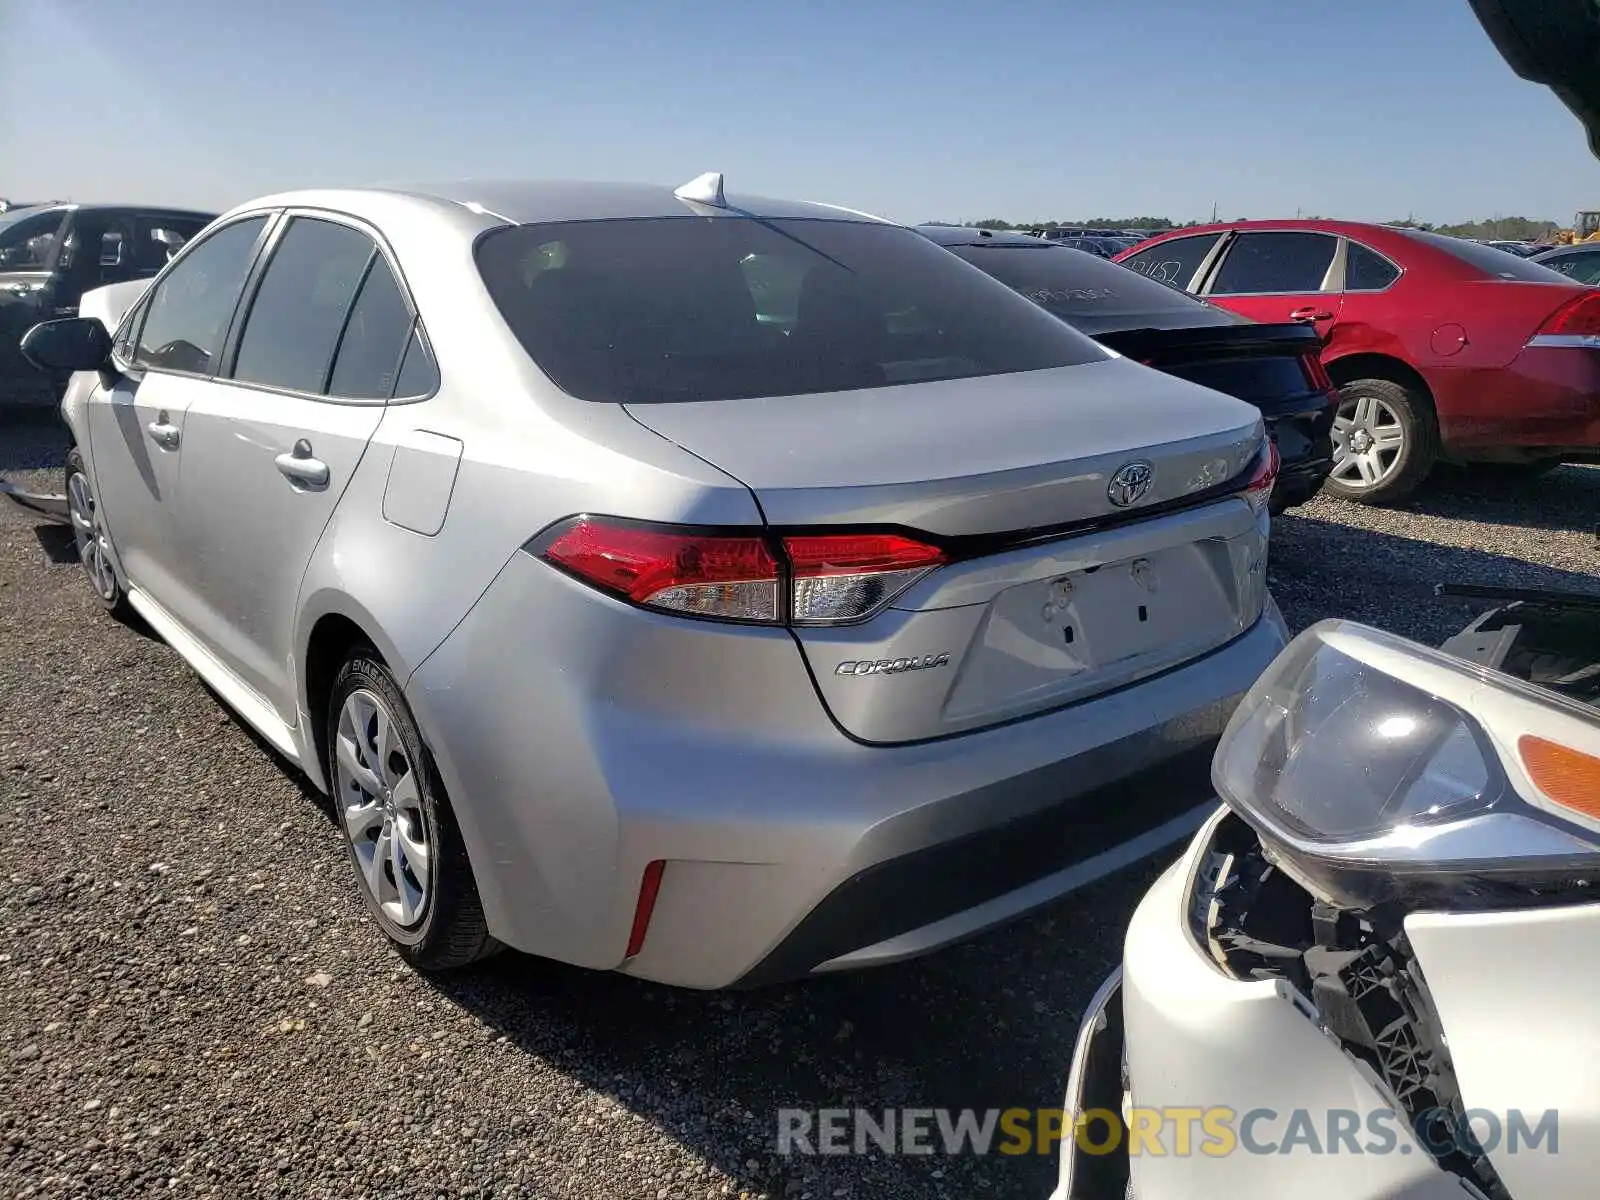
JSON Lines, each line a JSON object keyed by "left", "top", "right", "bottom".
{"left": 1243, "top": 439, "right": 1280, "bottom": 513}
{"left": 1537, "top": 291, "right": 1600, "bottom": 338}
{"left": 625, "top": 860, "right": 666, "bottom": 958}
{"left": 542, "top": 519, "right": 780, "bottom": 621}
{"left": 1300, "top": 349, "right": 1335, "bottom": 393}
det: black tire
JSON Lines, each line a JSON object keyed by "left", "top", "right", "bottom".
{"left": 64, "top": 447, "right": 131, "bottom": 618}
{"left": 1322, "top": 377, "right": 1440, "bottom": 506}
{"left": 325, "top": 651, "right": 501, "bottom": 971}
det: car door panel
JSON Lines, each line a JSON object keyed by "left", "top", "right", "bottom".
{"left": 1201, "top": 231, "right": 1344, "bottom": 342}
{"left": 174, "top": 386, "right": 384, "bottom": 718}
{"left": 85, "top": 371, "right": 202, "bottom": 607}
{"left": 161, "top": 213, "right": 414, "bottom": 722}
{"left": 80, "top": 214, "right": 271, "bottom": 614}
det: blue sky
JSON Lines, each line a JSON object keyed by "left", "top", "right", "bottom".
{"left": 5, "top": 0, "right": 1599, "bottom": 226}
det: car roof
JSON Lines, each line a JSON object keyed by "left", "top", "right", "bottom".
{"left": 915, "top": 225, "right": 1052, "bottom": 248}
{"left": 1136, "top": 218, "right": 1419, "bottom": 241}
{"left": 3, "top": 203, "right": 217, "bottom": 218}
{"left": 222, "top": 180, "right": 894, "bottom": 227}
{"left": 1535, "top": 243, "right": 1600, "bottom": 256}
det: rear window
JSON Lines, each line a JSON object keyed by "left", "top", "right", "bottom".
{"left": 1395, "top": 229, "right": 1575, "bottom": 282}
{"left": 475, "top": 217, "right": 1107, "bottom": 404}
{"left": 949, "top": 243, "right": 1236, "bottom": 335}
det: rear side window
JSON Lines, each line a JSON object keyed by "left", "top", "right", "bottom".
{"left": 1345, "top": 242, "right": 1401, "bottom": 291}
{"left": 232, "top": 217, "right": 374, "bottom": 394}
{"left": 476, "top": 217, "right": 1107, "bottom": 404}
{"left": 132, "top": 216, "right": 268, "bottom": 375}
{"left": 949, "top": 244, "right": 1225, "bottom": 333}
{"left": 1209, "top": 232, "right": 1337, "bottom": 295}
{"left": 394, "top": 325, "right": 440, "bottom": 397}
{"left": 328, "top": 257, "right": 414, "bottom": 399}
{"left": 1394, "top": 228, "right": 1575, "bottom": 282}
{"left": 1119, "top": 234, "right": 1222, "bottom": 290}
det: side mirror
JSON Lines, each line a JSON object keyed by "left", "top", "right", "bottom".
{"left": 20, "top": 317, "right": 113, "bottom": 374}
{"left": 100, "top": 232, "right": 125, "bottom": 268}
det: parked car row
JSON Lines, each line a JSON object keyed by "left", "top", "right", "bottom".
{"left": 1117, "top": 219, "right": 1600, "bottom": 501}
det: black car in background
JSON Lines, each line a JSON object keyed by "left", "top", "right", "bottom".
{"left": 918, "top": 225, "right": 1337, "bottom": 510}
{"left": 0, "top": 203, "right": 217, "bottom": 402}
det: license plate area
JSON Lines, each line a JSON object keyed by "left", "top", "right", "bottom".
{"left": 942, "top": 541, "right": 1245, "bottom": 721}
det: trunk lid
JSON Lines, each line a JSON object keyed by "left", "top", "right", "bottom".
{"left": 624, "top": 357, "right": 1262, "bottom": 535}
{"left": 627, "top": 358, "right": 1270, "bottom": 743}
{"left": 1095, "top": 322, "right": 1334, "bottom": 419}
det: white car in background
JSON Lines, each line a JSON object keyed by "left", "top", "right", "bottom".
{"left": 1053, "top": 612, "right": 1600, "bottom": 1200}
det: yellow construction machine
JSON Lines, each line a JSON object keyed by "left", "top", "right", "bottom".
{"left": 1553, "top": 211, "right": 1600, "bottom": 244}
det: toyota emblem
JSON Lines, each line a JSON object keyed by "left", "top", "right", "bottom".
{"left": 1107, "top": 460, "right": 1155, "bottom": 508}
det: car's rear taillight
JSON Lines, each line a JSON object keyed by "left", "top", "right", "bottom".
{"left": 1535, "top": 290, "right": 1600, "bottom": 340}
{"left": 1242, "top": 439, "right": 1280, "bottom": 514}
{"left": 537, "top": 519, "right": 945, "bottom": 626}
{"left": 1299, "top": 348, "right": 1335, "bottom": 393}
{"left": 542, "top": 520, "right": 782, "bottom": 622}
{"left": 784, "top": 533, "right": 945, "bottom": 625}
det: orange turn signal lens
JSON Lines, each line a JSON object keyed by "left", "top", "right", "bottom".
{"left": 1519, "top": 735, "right": 1600, "bottom": 819}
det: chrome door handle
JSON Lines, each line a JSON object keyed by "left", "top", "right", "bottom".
{"left": 274, "top": 439, "right": 330, "bottom": 490}
{"left": 146, "top": 419, "right": 181, "bottom": 450}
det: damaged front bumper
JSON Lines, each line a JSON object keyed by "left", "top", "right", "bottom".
{"left": 1048, "top": 809, "right": 1476, "bottom": 1200}
{"left": 0, "top": 479, "right": 69, "bottom": 524}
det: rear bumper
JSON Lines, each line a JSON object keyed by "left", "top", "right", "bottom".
{"left": 1048, "top": 811, "right": 1464, "bottom": 1200}
{"left": 1263, "top": 396, "right": 1334, "bottom": 507}
{"left": 406, "top": 543, "right": 1290, "bottom": 989}
{"left": 1432, "top": 343, "right": 1600, "bottom": 453}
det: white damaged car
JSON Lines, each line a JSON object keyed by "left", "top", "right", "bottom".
{"left": 1053, "top": 608, "right": 1600, "bottom": 1200}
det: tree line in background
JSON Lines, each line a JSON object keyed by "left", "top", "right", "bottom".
{"left": 927, "top": 215, "right": 1565, "bottom": 239}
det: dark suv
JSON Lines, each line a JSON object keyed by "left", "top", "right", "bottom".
{"left": 0, "top": 203, "right": 217, "bottom": 403}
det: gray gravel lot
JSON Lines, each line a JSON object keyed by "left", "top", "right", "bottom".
{"left": 3, "top": 404, "right": 1597, "bottom": 1199}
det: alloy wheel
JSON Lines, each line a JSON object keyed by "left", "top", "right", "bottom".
{"left": 67, "top": 469, "right": 118, "bottom": 602}
{"left": 1330, "top": 393, "right": 1407, "bottom": 490}
{"left": 334, "top": 688, "right": 432, "bottom": 928}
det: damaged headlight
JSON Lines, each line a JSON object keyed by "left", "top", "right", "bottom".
{"left": 1213, "top": 620, "right": 1600, "bottom": 911}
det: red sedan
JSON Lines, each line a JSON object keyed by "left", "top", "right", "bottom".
{"left": 1115, "top": 220, "right": 1600, "bottom": 503}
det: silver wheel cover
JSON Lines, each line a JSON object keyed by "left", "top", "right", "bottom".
{"left": 334, "top": 688, "right": 432, "bottom": 928}
{"left": 1330, "top": 393, "right": 1407, "bottom": 490}
{"left": 67, "top": 468, "right": 118, "bottom": 602}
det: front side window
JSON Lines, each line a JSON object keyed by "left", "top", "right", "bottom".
{"left": 0, "top": 208, "right": 69, "bottom": 270}
{"left": 132, "top": 216, "right": 268, "bottom": 375}
{"left": 1119, "top": 233, "right": 1223, "bottom": 290}
{"left": 1208, "top": 232, "right": 1338, "bottom": 295}
{"left": 232, "top": 217, "right": 375, "bottom": 394}
{"left": 476, "top": 217, "right": 1107, "bottom": 404}
{"left": 131, "top": 215, "right": 210, "bottom": 272}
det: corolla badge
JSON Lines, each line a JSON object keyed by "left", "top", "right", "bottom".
{"left": 1107, "top": 460, "right": 1155, "bottom": 508}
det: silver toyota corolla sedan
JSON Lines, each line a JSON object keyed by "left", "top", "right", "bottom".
{"left": 20, "top": 175, "right": 1289, "bottom": 988}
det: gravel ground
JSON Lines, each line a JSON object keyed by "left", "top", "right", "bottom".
{"left": 2, "top": 404, "right": 1597, "bottom": 1200}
